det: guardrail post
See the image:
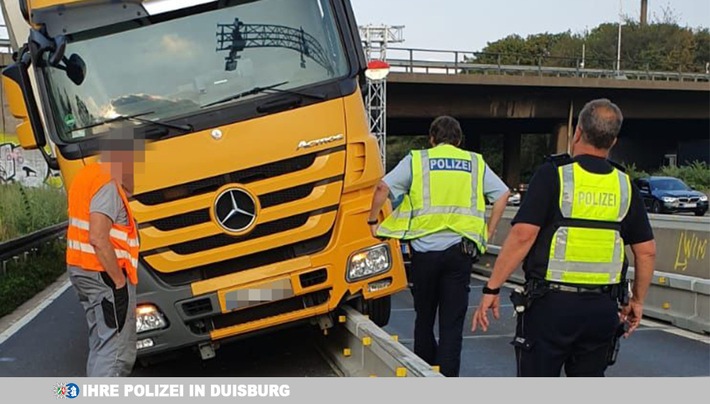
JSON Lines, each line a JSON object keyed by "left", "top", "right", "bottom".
{"left": 454, "top": 51, "right": 459, "bottom": 74}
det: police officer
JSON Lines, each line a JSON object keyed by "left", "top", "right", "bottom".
{"left": 472, "top": 99, "right": 656, "bottom": 377}
{"left": 368, "top": 115, "right": 509, "bottom": 377}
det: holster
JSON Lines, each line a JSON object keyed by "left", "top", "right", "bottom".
{"left": 460, "top": 239, "right": 480, "bottom": 263}
{"left": 607, "top": 322, "right": 628, "bottom": 366}
{"left": 509, "top": 280, "right": 551, "bottom": 313}
{"left": 617, "top": 279, "right": 630, "bottom": 307}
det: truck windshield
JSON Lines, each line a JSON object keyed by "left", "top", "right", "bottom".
{"left": 41, "top": 0, "right": 350, "bottom": 142}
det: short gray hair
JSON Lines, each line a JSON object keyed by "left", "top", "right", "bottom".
{"left": 429, "top": 116, "right": 463, "bottom": 146}
{"left": 578, "top": 99, "right": 623, "bottom": 149}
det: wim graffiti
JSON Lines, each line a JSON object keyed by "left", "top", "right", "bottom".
{"left": 673, "top": 230, "right": 709, "bottom": 272}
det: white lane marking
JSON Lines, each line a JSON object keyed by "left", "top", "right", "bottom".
{"left": 0, "top": 280, "right": 71, "bottom": 346}
{"left": 638, "top": 318, "right": 710, "bottom": 344}
{"left": 392, "top": 304, "right": 514, "bottom": 313}
{"left": 470, "top": 273, "right": 710, "bottom": 344}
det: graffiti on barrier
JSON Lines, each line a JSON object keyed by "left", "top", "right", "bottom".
{"left": 673, "top": 230, "right": 708, "bottom": 272}
{"left": 0, "top": 142, "right": 61, "bottom": 187}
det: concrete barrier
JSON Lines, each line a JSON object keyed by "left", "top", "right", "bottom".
{"left": 322, "top": 306, "right": 442, "bottom": 377}
{"left": 475, "top": 208, "right": 710, "bottom": 334}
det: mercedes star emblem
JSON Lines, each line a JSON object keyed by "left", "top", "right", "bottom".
{"left": 214, "top": 188, "right": 257, "bottom": 233}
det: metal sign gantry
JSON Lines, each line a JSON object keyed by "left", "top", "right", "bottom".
{"left": 359, "top": 25, "right": 404, "bottom": 168}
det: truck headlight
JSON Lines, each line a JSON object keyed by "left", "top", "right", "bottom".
{"left": 347, "top": 244, "right": 391, "bottom": 282}
{"left": 662, "top": 196, "right": 677, "bottom": 203}
{"left": 136, "top": 304, "right": 168, "bottom": 333}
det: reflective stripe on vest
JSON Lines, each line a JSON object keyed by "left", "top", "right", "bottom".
{"left": 546, "top": 163, "right": 631, "bottom": 285}
{"left": 66, "top": 240, "right": 139, "bottom": 269}
{"left": 377, "top": 144, "right": 488, "bottom": 252}
{"left": 69, "top": 218, "right": 139, "bottom": 247}
{"left": 66, "top": 163, "right": 139, "bottom": 285}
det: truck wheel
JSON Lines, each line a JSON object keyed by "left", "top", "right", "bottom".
{"left": 351, "top": 295, "right": 391, "bottom": 327}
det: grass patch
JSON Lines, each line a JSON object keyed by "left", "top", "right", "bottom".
{"left": 0, "top": 183, "right": 67, "bottom": 242}
{"left": 0, "top": 239, "right": 66, "bottom": 318}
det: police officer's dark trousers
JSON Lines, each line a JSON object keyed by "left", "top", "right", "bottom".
{"left": 514, "top": 289, "right": 619, "bottom": 377}
{"left": 410, "top": 244, "right": 472, "bottom": 377}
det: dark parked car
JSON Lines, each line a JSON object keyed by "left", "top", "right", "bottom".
{"left": 634, "top": 176, "right": 708, "bottom": 216}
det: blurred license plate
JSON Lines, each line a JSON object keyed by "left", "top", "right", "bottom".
{"left": 681, "top": 203, "right": 696, "bottom": 208}
{"left": 222, "top": 278, "right": 293, "bottom": 312}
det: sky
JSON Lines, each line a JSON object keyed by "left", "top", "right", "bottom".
{"left": 351, "top": 0, "right": 710, "bottom": 53}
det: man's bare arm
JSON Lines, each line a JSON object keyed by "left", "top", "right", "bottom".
{"left": 485, "top": 223, "right": 539, "bottom": 289}
{"left": 487, "top": 191, "right": 510, "bottom": 241}
{"left": 629, "top": 239, "right": 656, "bottom": 303}
{"left": 368, "top": 181, "right": 390, "bottom": 222}
{"left": 88, "top": 212, "right": 126, "bottom": 288}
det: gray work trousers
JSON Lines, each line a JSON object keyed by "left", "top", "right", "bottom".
{"left": 68, "top": 267, "right": 136, "bottom": 377}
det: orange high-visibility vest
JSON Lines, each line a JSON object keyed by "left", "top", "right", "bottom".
{"left": 66, "top": 163, "right": 139, "bottom": 285}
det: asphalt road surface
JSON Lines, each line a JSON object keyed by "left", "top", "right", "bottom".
{"left": 384, "top": 276, "right": 710, "bottom": 377}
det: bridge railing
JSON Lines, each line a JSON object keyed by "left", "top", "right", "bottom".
{"left": 385, "top": 47, "right": 710, "bottom": 83}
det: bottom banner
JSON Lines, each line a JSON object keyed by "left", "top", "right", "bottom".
{"left": 4, "top": 377, "right": 707, "bottom": 403}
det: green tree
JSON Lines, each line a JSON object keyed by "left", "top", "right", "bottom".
{"left": 469, "top": 18, "right": 708, "bottom": 73}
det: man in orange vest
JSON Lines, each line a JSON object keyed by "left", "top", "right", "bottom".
{"left": 66, "top": 136, "right": 140, "bottom": 377}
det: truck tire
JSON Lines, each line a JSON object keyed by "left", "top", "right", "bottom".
{"left": 351, "top": 295, "right": 392, "bottom": 327}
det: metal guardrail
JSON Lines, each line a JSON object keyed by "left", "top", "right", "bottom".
{"left": 386, "top": 47, "right": 710, "bottom": 82}
{"left": 0, "top": 222, "right": 67, "bottom": 266}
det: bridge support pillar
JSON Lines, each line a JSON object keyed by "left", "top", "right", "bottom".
{"left": 555, "top": 124, "right": 571, "bottom": 154}
{"left": 502, "top": 132, "right": 521, "bottom": 189}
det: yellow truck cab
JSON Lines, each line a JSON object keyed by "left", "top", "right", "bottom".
{"left": 2, "top": 0, "right": 406, "bottom": 361}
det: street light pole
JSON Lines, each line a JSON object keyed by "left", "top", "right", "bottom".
{"left": 616, "top": 0, "right": 622, "bottom": 73}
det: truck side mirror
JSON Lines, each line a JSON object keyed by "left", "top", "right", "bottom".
{"left": 66, "top": 53, "right": 86, "bottom": 85}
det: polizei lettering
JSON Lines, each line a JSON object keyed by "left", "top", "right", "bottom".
{"left": 577, "top": 191, "right": 617, "bottom": 207}
{"left": 297, "top": 134, "right": 344, "bottom": 150}
{"left": 429, "top": 158, "right": 472, "bottom": 173}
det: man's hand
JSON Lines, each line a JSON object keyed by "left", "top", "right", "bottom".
{"left": 620, "top": 298, "right": 643, "bottom": 337}
{"left": 471, "top": 294, "right": 500, "bottom": 332}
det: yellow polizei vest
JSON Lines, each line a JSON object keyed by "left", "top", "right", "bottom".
{"left": 377, "top": 144, "right": 488, "bottom": 253}
{"left": 547, "top": 162, "right": 632, "bottom": 285}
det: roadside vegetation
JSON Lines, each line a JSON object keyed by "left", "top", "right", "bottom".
{"left": 0, "top": 183, "right": 67, "bottom": 317}
{"left": 0, "top": 239, "right": 66, "bottom": 318}
{"left": 469, "top": 9, "right": 708, "bottom": 74}
{"left": 0, "top": 183, "right": 67, "bottom": 242}
{"left": 626, "top": 161, "right": 710, "bottom": 196}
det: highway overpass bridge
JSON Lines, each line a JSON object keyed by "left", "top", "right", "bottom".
{"left": 1, "top": 46, "right": 709, "bottom": 188}
{"left": 383, "top": 48, "right": 710, "bottom": 188}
